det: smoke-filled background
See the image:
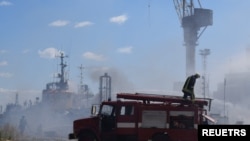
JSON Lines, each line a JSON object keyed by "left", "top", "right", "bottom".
{"left": 1, "top": 0, "right": 250, "bottom": 139}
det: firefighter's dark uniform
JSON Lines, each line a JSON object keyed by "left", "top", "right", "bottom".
{"left": 182, "top": 73, "right": 200, "bottom": 102}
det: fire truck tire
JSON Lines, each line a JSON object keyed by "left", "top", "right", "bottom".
{"left": 152, "top": 133, "right": 169, "bottom": 141}
{"left": 78, "top": 132, "right": 97, "bottom": 141}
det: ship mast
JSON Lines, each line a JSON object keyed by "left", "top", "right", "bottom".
{"left": 56, "top": 52, "right": 68, "bottom": 90}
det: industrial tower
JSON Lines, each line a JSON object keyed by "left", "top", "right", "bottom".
{"left": 99, "top": 73, "right": 112, "bottom": 103}
{"left": 173, "top": 0, "right": 213, "bottom": 77}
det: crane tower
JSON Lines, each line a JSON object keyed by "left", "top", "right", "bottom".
{"left": 173, "top": 0, "right": 213, "bottom": 77}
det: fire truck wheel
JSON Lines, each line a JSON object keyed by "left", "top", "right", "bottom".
{"left": 152, "top": 133, "right": 169, "bottom": 141}
{"left": 78, "top": 132, "right": 97, "bottom": 141}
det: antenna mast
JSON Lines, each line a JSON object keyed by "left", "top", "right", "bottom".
{"left": 199, "top": 48, "right": 210, "bottom": 98}
{"left": 79, "top": 64, "right": 84, "bottom": 87}
{"left": 56, "top": 52, "right": 69, "bottom": 90}
{"left": 78, "top": 64, "right": 85, "bottom": 95}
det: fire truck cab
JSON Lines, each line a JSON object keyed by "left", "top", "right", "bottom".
{"left": 69, "top": 93, "right": 213, "bottom": 141}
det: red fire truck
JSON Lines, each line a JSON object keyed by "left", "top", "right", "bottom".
{"left": 68, "top": 93, "right": 214, "bottom": 141}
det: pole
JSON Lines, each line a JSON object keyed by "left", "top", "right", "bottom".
{"left": 224, "top": 78, "right": 226, "bottom": 123}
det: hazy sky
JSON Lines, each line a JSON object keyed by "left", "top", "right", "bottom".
{"left": 1, "top": 0, "right": 250, "bottom": 109}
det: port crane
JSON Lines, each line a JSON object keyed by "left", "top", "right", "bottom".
{"left": 173, "top": 0, "right": 213, "bottom": 77}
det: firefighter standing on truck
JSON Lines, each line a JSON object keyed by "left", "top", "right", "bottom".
{"left": 182, "top": 73, "right": 200, "bottom": 102}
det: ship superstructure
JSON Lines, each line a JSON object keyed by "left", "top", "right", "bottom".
{"left": 42, "top": 52, "right": 74, "bottom": 112}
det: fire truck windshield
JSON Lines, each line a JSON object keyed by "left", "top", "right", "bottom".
{"left": 100, "top": 104, "right": 114, "bottom": 116}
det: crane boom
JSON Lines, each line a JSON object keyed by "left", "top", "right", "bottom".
{"left": 173, "top": 0, "right": 194, "bottom": 22}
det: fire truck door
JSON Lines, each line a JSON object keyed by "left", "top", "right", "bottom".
{"left": 100, "top": 104, "right": 116, "bottom": 132}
